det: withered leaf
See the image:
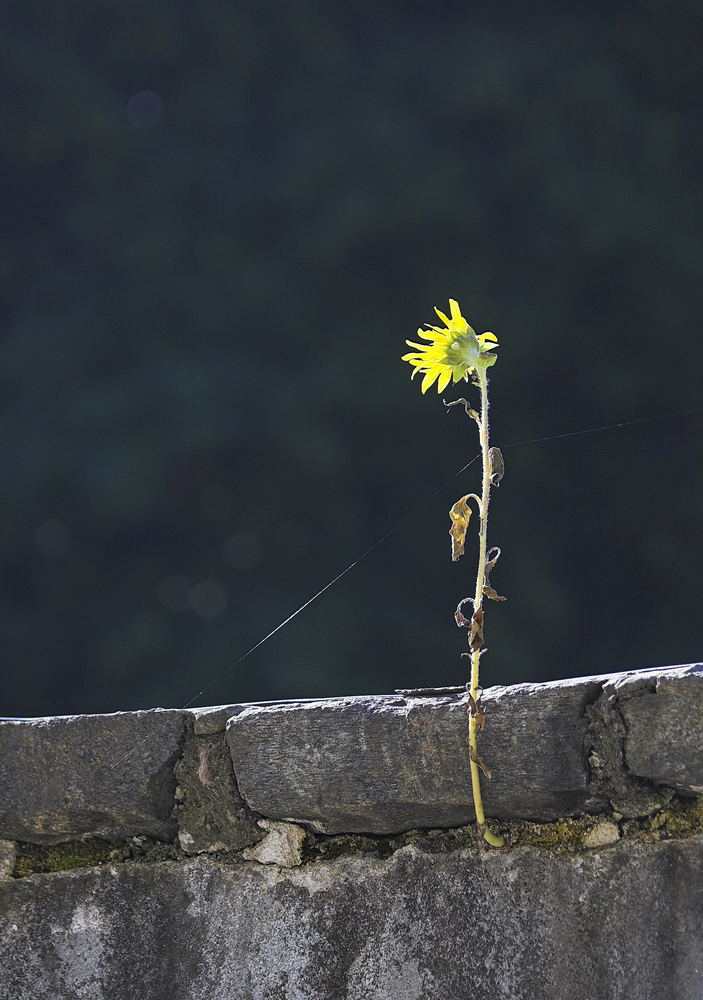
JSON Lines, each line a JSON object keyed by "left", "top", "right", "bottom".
{"left": 454, "top": 597, "right": 473, "bottom": 628}
{"left": 483, "top": 585, "right": 506, "bottom": 602}
{"left": 468, "top": 693, "right": 486, "bottom": 730}
{"left": 443, "top": 397, "right": 480, "bottom": 423}
{"left": 488, "top": 447, "right": 505, "bottom": 487}
{"left": 469, "top": 607, "right": 484, "bottom": 652}
{"left": 448, "top": 494, "right": 480, "bottom": 562}
{"left": 469, "top": 747, "right": 492, "bottom": 779}
{"left": 483, "top": 546, "right": 507, "bottom": 602}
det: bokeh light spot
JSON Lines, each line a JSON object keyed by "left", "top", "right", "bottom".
{"left": 190, "top": 579, "right": 228, "bottom": 618}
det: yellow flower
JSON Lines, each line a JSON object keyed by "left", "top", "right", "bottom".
{"left": 401, "top": 299, "right": 499, "bottom": 394}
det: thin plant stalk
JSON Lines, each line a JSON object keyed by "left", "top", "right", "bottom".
{"left": 469, "top": 368, "right": 505, "bottom": 848}
{"left": 401, "top": 298, "right": 504, "bottom": 848}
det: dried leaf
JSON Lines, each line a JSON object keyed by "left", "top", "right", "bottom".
{"left": 443, "top": 398, "right": 480, "bottom": 423}
{"left": 468, "top": 693, "right": 486, "bottom": 730}
{"left": 448, "top": 494, "right": 480, "bottom": 562}
{"left": 470, "top": 747, "right": 492, "bottom": 779}
{"left": 483, "top": 546, "right": 507, "bottom": 602}
{"left": 483, "top": 586, "right": 505, "bottom": 602}
{"left": 488, "top": 447, "right": 505, "bottom": 487}
{"left": 469, "top": 607, "right": 484, "bottom": 652}
{"left": 454, "top": 597, "right": 473, "bottom": 628}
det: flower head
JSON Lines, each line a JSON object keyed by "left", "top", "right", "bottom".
{"left": 401, "top": 299, "right": 499, "bottom": 394}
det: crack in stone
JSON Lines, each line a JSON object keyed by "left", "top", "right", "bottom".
{"left": 585, "top": 679, "right": 674, "bottom": 818}
{"left": 9, "top": 795, "right": 702, "bottom": 879}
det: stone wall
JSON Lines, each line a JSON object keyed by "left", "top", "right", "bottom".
{"left": 1, "top": 663, "right": 702, "bottom": 999}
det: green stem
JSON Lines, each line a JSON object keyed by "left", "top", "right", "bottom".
{"left": 468, "top": 368, "right": 504, "bottom": 849}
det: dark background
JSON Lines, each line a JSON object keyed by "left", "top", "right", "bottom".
{"left": 2, "top": 1, "right": 701, "bottom": 718}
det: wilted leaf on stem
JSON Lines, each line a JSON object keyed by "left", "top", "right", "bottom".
{"left": 454, "top": 597, "right": 473, "bottom": 628}
{"left": 468, "top": 693, "right": 486, "bottom": 730}
{"left": 443, "top": 397, "right": 480, "bottom": 423}
{"left": 469, "top": 607, "right": 484, "bottom": 652}
{"left": 488, "top": 447, "right": 505, "bottom": 487}
{"left": 448, "top": 493, "right": 480, "bottom": 561}
{"left": 483, "top": 546, "right": 507, "bottom": 602}
{"left": 469, "top": 747, "right": 492, "bottom": 778}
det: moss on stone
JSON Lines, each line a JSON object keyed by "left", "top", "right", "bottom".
{"left": 623, "top": 795, "right": 703, "bottom": 843}
{"left": 502, "top": 816, "right": 589, "bottom": 852}
{"left": 11, "top": 796, "right": 703, "bottom": 877}
{"left": 13, "top": 836, "right": 182, "bottom": 878}
{"left": 313, "top": 832, "right": 398, "bottom": 863}
{"left": 661, "top": 795, "right": 703, "bottom": 838}
{"left": 14, "top": 838, "right": 126, "bottom": 877}
{"left": 402, "top": 826, "right": 477, "bottom": 854}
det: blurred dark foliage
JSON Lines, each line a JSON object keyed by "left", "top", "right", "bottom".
{"left": 1, "top": 1, "right": 701, "bottom": 716}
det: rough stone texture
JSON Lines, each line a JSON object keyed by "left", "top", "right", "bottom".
{"left": 1, "top": 836, "right": 700, "bottom": 1000}
{"left": 188, "top": 697, "right": 366, "bottom": 735}
{"left": 226, "top": 678, "right": 608, "bottom": 834}
{"left": 613, "top": 665, "right": 703, "bottom": 792}
{"left": 227, "top": 666, "right": 703, "bottom": 835}
{"left": 1, "top": 666, "right": 701, "bottom": 998}
{"left": 189, "top": 705, "right": 247, "bottom": 736}
{"left": 241, "top": 819, "right": 307, "bottom": 867}
{"left": 0, "top": 711, "right": 186, "bottom": 844}
{"left": 586, "top": 664, "right": 703, "bottom": 818}
{"left": 175, "top": 731, "right": 263, "bottom": 854}
{"left": 0, "top": 840, "right": 16, "bottom": 881}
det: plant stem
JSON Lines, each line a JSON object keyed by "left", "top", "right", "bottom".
{"left": 468, "top": 368, "right": 505, "bottom": 848}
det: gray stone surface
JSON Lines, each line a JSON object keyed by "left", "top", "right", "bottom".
{"left": 586, "top": 664, "right": 703, "bottom": 818}
{"left": 227, "top": 666, "right": 703, "bottom": 834}
{"left": 189, "top": 704, "right": 247, "bottom": 736}
{"left": 1, "top": 835, "right": 700, "bottom": 1000}
{"left": 226, "top": 678, "right": 607, "bottom": 834}
{"left": 612, "top": 664, "right": 703, "bottom": 792}
{"left": 175, "top": 731, "right": 263, "bottom": 854}
{"left": 0, "top": 711, "right": 186, "bottom": 844}
{"left": 188, "top": 697, "right": 383, "bottom": 735}
{"left": 0, "top": 840, "right": 16, "bottom": 881}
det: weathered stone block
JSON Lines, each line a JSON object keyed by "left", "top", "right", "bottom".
{"left": 611, "top": 664, "right": 703, "bottom": 792}
{"left": 189, "top": 705, "right": 246, "bottom": 736}
{"left": 226, "top": 677, "right": 607, "bottom": 834}
{"left": 175, "top": 731, "right": 263, "bottom": 854}
{"left": 0, "top": 711, "right": 186, "bottom": 844}
{"left": 585, "top": 664, "right": 703, "bottom": 818}
{"left": 189, "top": 698, "right": 334, "bottom": 735}
{"left": 1, "top": 836, "right": 700, "bottom": 999}
{"left": 0, "top": 840, "right": 16, "bottom": 881}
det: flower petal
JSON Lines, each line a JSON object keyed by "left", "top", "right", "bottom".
{"left": 433, "top": 307, "right": 451, "bottom": 327}
{"left": 437, "top": 370, "right": 452, "bottom": 393}
{"left": 449, "top": 299, "right": 462, "bottom": 322}
{"left": 421, "top": 368, "right": 441, "bottom": 394}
